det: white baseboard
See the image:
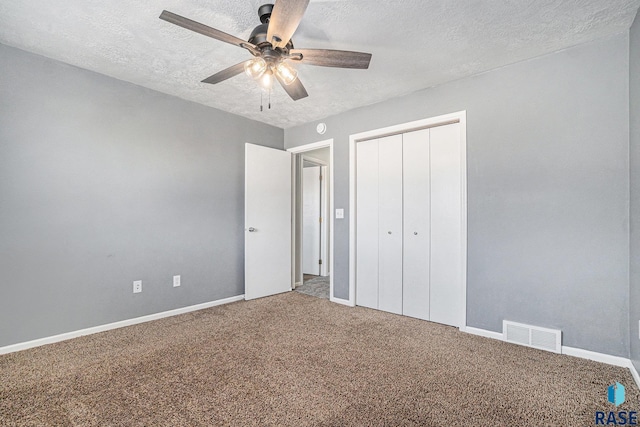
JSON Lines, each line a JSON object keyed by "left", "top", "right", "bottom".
{"left": 630, "top": 362, "right": 640, "bottom": 391}
{"left": 4, "top": 304, "right": 640, "bottom": 392}
{"left": 562, "top": 349, "right": 640, "bottom": 391}
{"left": 461, "top": 326, "right": 503, "bottom": 341}
{"left": 330, "top": 296, "right": 355, "bottom": 307}
{"left": 562, "top": 346, "right": 630, "bottom": 368}
{"left": 0, "top": 294, "right": 245, "bottom": 355}
{"left": 462, "top": 325, "right": 640, "bottom": 391}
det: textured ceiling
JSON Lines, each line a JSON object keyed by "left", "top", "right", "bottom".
{"left": 1, "top": 0, "right": 639, "bottom": 128}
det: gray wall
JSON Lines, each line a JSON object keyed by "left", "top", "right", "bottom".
{"left": 0, "top": 44, "right": 283, "bottom": 347}
{"left": 631, "top": 11, "right": 640, "bottom": 371}
{"left": 285, "top": 34, "right": 631, "bottom": 356}
{"left": 303, "top": 147, "right": 331, "bottom": 164}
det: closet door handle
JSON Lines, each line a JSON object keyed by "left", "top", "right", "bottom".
{"left": 387, "top": 231, "right": 392, "bottom": 234}
{"left": 414, "top": 232, "right": 418, "bottom": 235}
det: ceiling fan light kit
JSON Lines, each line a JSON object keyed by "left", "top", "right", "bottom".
{"left": 260, "top": 70, "right": 274, "bottom": 91}
{"left": 275, "top": 61, "right": 298, "bottom": 85}
{"left": 244, "top": 58, "right": 267, "bottom": 80}
{"left": 159, "top": 0, "right": 372, "bottom": 107}
{"left": 244, "top": 57, "right": 297, "bottom": 87}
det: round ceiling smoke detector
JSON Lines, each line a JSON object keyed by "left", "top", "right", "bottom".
{"left": 316, "top": 123, "right": 327, "bottom": 135}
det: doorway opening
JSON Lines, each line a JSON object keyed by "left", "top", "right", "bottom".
{"left": 287, "top": 140, "right": 334, "bottom": 301}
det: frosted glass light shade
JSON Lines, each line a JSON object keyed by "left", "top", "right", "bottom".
{"left": 260, "top": 70, "right": 274, "bottom": 90}
{"left": 244, "top": 57, "right": 267, "bottom": 79}
{"left": 275, "top": 61, "right": 298, "bottom": 85}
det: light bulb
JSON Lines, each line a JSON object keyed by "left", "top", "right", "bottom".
{"left": 244, "top": 57, "right": 267, "bottom": 79}
{"left": 275, "top": 61, "right": 298, "bottom": 85}
{"left": 260, "top": 70, "right": 274, "bottom": 90}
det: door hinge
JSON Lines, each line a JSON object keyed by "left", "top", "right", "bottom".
{"left": 319, "top": 259, "right": 323, "bottom": 265}
{"left": 319, "top": 217, "right": 323, "bottom": 223}
{"left": 319, "top": 174, "right": 323, "bottom": 181}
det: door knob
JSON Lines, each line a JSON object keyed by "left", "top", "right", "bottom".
{"left": 388, "top": 231, "right": 392, "bottom": 234}
{"left": 248, "top": 227, "right": 256, "bottom": 232}
{"left": 414, "top": 232, "right": 418, "bottom": 235}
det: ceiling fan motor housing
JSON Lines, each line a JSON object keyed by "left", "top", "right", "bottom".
{"left": 250, "top": 4, "right": 294, "bottom": 54}
{"left": 258, "top": 4, "right": 274, "bottom": 24}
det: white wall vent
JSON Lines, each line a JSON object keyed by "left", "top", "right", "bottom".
{"left": 503, "top": 320, "right": 562, "bottom": 354}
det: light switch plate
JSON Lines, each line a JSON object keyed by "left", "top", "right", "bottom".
{"left": 173, "top": 275, "right": 180, "bottom": 287}
{"left": 335, "top": 208, "right": 344, "bottom": 219}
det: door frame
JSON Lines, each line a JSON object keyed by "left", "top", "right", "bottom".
{"left": 287, "top": 139, "right": 335, "bottom": 301}
{"left": 348, "top": 111, "right": 468, "bottom": 328}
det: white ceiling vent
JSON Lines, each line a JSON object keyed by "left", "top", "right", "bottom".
{"left": 503, "top": 320, "right": 562, "bottom": 354}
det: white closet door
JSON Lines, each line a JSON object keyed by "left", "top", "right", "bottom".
{"left": 429, "top": 123, "right": 463, "bottom": 327}
{"left": 378, "top": 135, "right": 403, "bottom": 314}
{"left": 356, "top": 139, "right": 379, "bottom": 309}
{"left": 402, "top": 129, "right": 431, "bottom": 320}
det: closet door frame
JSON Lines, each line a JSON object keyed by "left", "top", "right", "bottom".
{"left": 348, "top": 110, "right": 468, "bottom": 329}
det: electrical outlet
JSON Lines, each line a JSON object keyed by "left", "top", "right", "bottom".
{"left": 173, "top": 275, "right": 180, "bottom": 287}
{"left": 133, "top": 280, "right": 142, "bottom": 294}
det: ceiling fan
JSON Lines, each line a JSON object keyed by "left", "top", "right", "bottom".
{"left": 159, "top": 0, "right": 372, "bottom": 102}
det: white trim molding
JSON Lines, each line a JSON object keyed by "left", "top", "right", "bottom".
{"left": 562, "top": 346, "right": 631, "bottom": 368}
{"left": 349, "top": 110, "right": 467, "bottom": 318}
{"left": 287, "top": 139, "right": 333, "bottom": 154}
{"left": 287, "top": 139, "right": 335, "bottom": 302}
{"left": 330, "top": 296, "right": 355, "bottom": 307}
{"left": 563, "top": 347, "right": 640, "bottom": 391}
{"left": 461, "top": 326, "right": 640, "bottom": 391}
{"left": 0, "top": 295, "right": 244, "bottom": 355}
{"left": 461, "top": 326, "right": 503, "bottom": 341}
{"left": 631, "top": 363, "right": 640, "bottom": 391}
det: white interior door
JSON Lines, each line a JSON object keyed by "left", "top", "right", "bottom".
{"left": 302, "top": 165, "right": 321, "bottom": 275}
{"left": 245, "top": 143, "right": 292, "bottom": 300}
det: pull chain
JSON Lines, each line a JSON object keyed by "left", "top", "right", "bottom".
{"left": 260, "top": 89, "right": 273, "bottom": 112}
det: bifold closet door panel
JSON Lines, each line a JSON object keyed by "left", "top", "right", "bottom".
{"left": 429, "top": 123, "right": 463, "bottom": 327}
{"left": 402, "top": 129, "right": 430, "bottom": 320}
{"left": 356, "top": 139, "right": 379, "bottom": 309}
{"left": 377, "top": 134, "right": 403, "bottom": 315}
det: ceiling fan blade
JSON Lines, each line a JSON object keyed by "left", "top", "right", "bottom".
{"left": 290, "top": 48, "right": 372, "bottom": 69}
{"left": 201, "top": 61, "right": 249, "bottom": 85}
{"left": 267, "top": 0, "right": 310, "bottom": 49}
{"left": 276, "top": 75, "right": 308, "bottom": 101}
{"left": 160, "top": 10, "right": 256, "bottom": 51}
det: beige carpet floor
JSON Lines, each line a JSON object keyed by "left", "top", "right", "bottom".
{"left": 1, "top": 291, "right": 638, "bottom": 426}
{"left": 295, "top": 275, "right": 330, "bottom": 299}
